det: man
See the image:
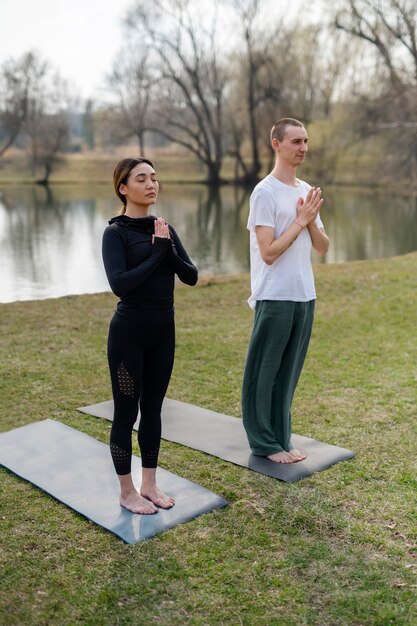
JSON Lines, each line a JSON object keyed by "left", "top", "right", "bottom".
{"left": 242, "top": 118, "right": 329, "bottom": 464}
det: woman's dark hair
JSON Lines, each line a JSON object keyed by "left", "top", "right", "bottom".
{"left": 113, "top": 157, "right": 155, "bottom": 214}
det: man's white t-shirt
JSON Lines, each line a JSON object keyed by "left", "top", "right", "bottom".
{"left": 247, "top": 174, "right": 324, "bottom": 309}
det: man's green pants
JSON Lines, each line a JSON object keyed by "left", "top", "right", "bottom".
{"left": 242, "top": 300, "right": 315, "bottom": 456}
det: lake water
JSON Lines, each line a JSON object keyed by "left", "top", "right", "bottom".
{"left": 1, "top": 183, "right": 416, "bottom": 303}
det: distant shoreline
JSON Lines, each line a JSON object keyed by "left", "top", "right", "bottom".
{"left": 1, "top": 153, "right": 416, "bottom": 193}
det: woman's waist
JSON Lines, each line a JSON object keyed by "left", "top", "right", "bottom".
{"left": 112, "top": 301, "right": 174, "bottom": 324}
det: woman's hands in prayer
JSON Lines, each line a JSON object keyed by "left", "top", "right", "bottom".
{"left": 153, "top": 217, "right": 170, "bottom": 242}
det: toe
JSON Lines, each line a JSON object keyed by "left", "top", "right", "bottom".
{"left": 157, "top": 498, "right": 175, "bottom": 509}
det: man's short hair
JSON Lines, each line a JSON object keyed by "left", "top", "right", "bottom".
{"left": 270, "top": 118, "right": 304, "bottom": 143}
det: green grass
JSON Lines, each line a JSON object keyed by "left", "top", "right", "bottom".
{"left": 1, "top": 254, "right": 416, "bottom": 625}
{"left": 0, "top": 152, "right": 223, "bottom": 185}
{"left": 0, "top": 139, "right": 406, "bottom": 189}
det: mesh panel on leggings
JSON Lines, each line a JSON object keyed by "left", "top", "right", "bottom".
{"left": 110, "top": 442, "right": 131, "bottom": 475}
{"left": 141, "top": 447, "right": 160, "bottom": 469}
{"left": 117, "top": 361, "right": 135, "bottom": 397}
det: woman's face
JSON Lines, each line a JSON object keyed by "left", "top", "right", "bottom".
{"left": 119, "top": 162, "right": 159, "bottom": 207}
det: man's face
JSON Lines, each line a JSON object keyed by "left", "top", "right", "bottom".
{"left": 276, "top": 125, "right": 308, "bottom": 166}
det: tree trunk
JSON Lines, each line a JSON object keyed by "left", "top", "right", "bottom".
{"left": 247, "top": 69, "right": 261, "bottom": 181}
{"left": 205, "top": 161, "right": 223, "bottom": 186}
{"left": 36, "top": 161, "right": 52, "bottom": 186}
{"left": 0, "top": 133, "right": 20, "bottom": 158}
{"left": 138, "top": 131, "right": 145, "bottom": 156}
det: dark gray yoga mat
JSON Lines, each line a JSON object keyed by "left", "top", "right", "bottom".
{"left": 0, "top": 419, "right": 228, "bottom": 544}
{"left": 78, "top": 399, "right": 355, "bottom": 483}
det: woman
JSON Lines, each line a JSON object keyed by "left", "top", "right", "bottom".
{"left": 102, "top": 157, "right": 198, "bottom": 515}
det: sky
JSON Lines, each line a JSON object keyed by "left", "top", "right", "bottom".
{"left": 0, "top": 0, "right": 314, "bottom": 104}
{"left": 0, "top": 0, "right": 134, "bottom": 101}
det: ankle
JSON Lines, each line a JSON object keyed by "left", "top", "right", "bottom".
{"left": 120, "top": 487, "right": 138, "bottom": 499}
{"left": 140, "top": 481, "right": 156, "bottom": 492}
{"left": 141, "top": 467, "right": 157, "bottom": 487}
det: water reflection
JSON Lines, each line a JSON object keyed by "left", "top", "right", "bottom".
{"left": 0, "top": 183, "right": 416, "bottom": 303}
{"left": 321, "top": 189, "right": 417, "bottom": 263}
{"left": 0, "top": 185, "right": 115, "bottom": 302}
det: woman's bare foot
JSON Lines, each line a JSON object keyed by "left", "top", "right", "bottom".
{"left": 120, "top": 491, "right": 158, "bottom": 515}
{"left": 267, "top": 450, "right": 304, "bottom": 464}
{"left": 141, "top": 486, "right": 175, "bottom": 509}
{"left": 117, "top": 473, "right": 158, "bottom": 514}
{"left": 141, "top": 467, "right": 175, "bottom": 509}
{"left": 288, "top": 448, "right": 307, "bottom": 461}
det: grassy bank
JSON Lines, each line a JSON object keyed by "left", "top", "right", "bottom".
{"left": 1, "top": 254, "right": 416, "bottom": 625}
{"left": 0, "top": 153, "right": 209, "bottom": 185}
{"left": 1, "top": 148, "right": 413, "bottom": 191}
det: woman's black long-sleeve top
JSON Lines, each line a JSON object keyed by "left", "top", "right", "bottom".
{"left": 102, "top": 215, "right": 198, "bottom": 323}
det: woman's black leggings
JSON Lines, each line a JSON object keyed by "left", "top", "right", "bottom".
{"left": 107, "top": 314, "right": 175, "bottom": 474}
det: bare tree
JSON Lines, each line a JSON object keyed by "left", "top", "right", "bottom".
{"left": 0, "top": 51, "right": 73, "bottom": 182}
{"left": 233, "top": 0, "right": 264, "bottom": 181}
{"left": 226, "top": 1, "right": 331, "bottom": 184}
{"left": 30, "top": 111, "right": 69, "bottom": 185}
{"left": 93, "top": 104, "right": 131, "bottom": 151}
{"left": 125, "top": 0, "right": 228, "bottom": 185}
{"left": 83, "top": 99, "right": 95, "bottom": 150}
{"left": 226, "top": 0, "right": 286, "bottom": 184}
{"left": 107, "top": 46, "right": 156, "bottom": 155}
{"left": 335, "top": 0, "right": 417, "bottom": 87}
{"left": 334, "top": 0, "right": 417, "bottom": 179}
{"left": 25, "top": 68, "right": 72, "bottom": 185}
{"left": 276, "top": 24, "right": 330, "bottom": 124}
{"left": 0, "top": 52, "right": 47, "bottom": 158}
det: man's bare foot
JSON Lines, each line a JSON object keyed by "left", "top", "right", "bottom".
{"left": 141, "top": 486, "right": 175, "bottom": 509}
{"left": 288, "top": 448, "right": 307, "bottom": 461}
{"left": 120, "top": 491, "right": 158, "bottom": 515}
{"left": 267, "top": 450, "right": 303, "bottom": 464}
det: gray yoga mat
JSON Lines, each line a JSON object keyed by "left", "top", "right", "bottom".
{"left": 78, "top": 399, "right": 355, "bottom": 483}
{"left": 0, "top": 419, "right": 228, "bottom": 544}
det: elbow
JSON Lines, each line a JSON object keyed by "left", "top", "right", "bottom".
{"left": 260, "top": 245, "right": 280, "bottom": 265}
{"left": 178, "top": 267, "right": 198, "bottom": 286}
{"left": 187, "top": 270, "right": 199, "bottom": 286}
{"left": 319, "top": 241, "right": 330, "bottom": 257}
{"left": 262, "top": 254, "right": 275, "bottom": 266}
{"left": 315, "top": 246, "right": 328, "bottom": 258}
{"left": 110, "top": 278, "right": 127, "bottom": 298}
{"left": 112, "top": 287, "right": 126, "bottom": 298}
{"left": 314, "top": 237, "right": 330, "bottom": 257}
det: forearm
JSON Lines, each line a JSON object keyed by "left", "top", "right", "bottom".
{"left": 103, "top": 236, "right": 169, "bottom": 297}
{"left": 167, "top": 245, "right": 198, "bottom": 284}
{"left": 308, "top": 222, "right": 329, "bottom": 256}
{"left": 259, "top": 221, "right": 305, "bottom": 265}
{"left": 166, "top": 229, "right": 198, "bottom": 285}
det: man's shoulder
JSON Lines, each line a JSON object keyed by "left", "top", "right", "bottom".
{"left": 251, "top": 175, "right": 277, "bottom": 200}
{"left": 296, "top": 178, "right": 311, "bottom": 191}
{"left": 254, "top": 174, "right": 275, "bottom": 190}
{"left": 252, "top": 174, "right": 311, "bottom": 195}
